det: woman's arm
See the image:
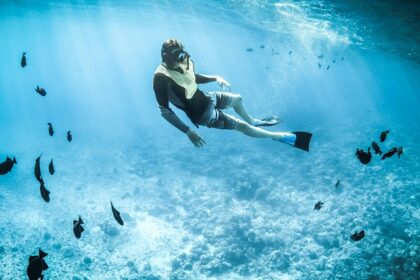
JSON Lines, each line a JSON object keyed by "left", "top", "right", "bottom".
{"left": 195, "top": 74, "right": 217, "bottom": 84}
{"left": 153, "top": 74, "right": 190, "bottom": 133}
{"left": 195, "top": 74, "right": 231, "bottom": 90}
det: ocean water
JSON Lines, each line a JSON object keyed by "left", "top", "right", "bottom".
{"left": 0, "top": 0, "right": 419, "bottom": 279}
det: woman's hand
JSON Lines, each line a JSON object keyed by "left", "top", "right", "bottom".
{"left": 216, "top": 76, "right": 231, "bottom": 91}
{"left": 186, "top": 129, "right": 206, "bottom": 147}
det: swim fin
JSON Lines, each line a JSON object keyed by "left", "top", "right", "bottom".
{"left": 272, "top": 131, "right": 312, "bottom": 151}
{"left": 254, "top": 116, "right": 282, "bottom": 127}
{"left": 292, "top": 131, "right": 312, "bottom": 151}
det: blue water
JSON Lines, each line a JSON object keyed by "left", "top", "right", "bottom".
{"left": 1, "top": 1, "right": 419, "bottom": 279}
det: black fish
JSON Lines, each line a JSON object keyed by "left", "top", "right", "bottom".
{"left": 40, "top": 181, "right": 50, "bottom": 202}
{"left": 27, "top": 248, "right": 48, "bottom": 280}
{"left": 397, "top": 147, "right": 403, "bottom": 158}
{"left": 317, "top": 63, "right": 322, "bottom": 68}
{"left": 0, "top": 156, "right": 17, "bottom": 175}
{"left": 111, "top": 201, "right": 124, "bottom": 225}
{"left": 246, "top": 48, "right": 253, "bottom": 52}
{"left": 35, "top": 86, "right": 47, "bottom": 96}
{"left": 34, "top": 155, "right": 43, "bottom": 183}
{"left": 332, "top": 59, "right": 336, "bottom": 63}
{"left": 341, "top": 56, "right": 344, "bottom": 60}
{"left": 260, "top": 45, "right": 265, "bottom": 49}
{"left": 48, "top": 123, "right": 54, "bottom": 136}
{"left": 355, "top": 147, "right": 371, "bottom": 164}
{"left": 326, "top": 65, "right": 330, "bottom": 70}
{"left": 350, "top": 230, "right": 365, "bottom": 241}
{"left": 382, "top": 147, "right": 398, "bottom": 160}
{"left": 318, "top": 54, "right": 324, "bottom": 59}
{"left": 314, "top": 201, "right": 323, "bottom": 211}
{"left": 73, "top": 216, "right": 84, "bottom": 239}
{"left": 21, "top": 52, "right": 27, "bottom": 68}
{"left": 48, "top": 159, "right": 54, "bottom": 175}
{"left": 67, "top": 131, "right": 72, "bottom": 142}
{"left": 371, "top": 141, "right": 382, "bottom": 155}
{"left": 335, "top": 180, "right": 340, "bottom": 188}
{"left": 380, "top": 130, "right": 389, "bottom": 142}
{"left": 288, "top": 50, "right": 292, "bottom": 55}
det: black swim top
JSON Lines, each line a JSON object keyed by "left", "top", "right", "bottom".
{"left": 153, "top": 69, "right": 215, "bottom": 131}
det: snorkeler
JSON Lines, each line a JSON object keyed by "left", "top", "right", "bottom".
{"left": 153, "top": 39, "right": 312, "bottom": 151}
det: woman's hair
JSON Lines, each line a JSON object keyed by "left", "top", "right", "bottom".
{"left": 161, "top": 38, "right": 183, "bottom": 61}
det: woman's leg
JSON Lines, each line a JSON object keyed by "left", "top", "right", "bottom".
{"left": 234, "top": 119, "right": 293, "bottom": 142}
{"left": 227, "top": 94, "right": 276, "bottom": 126}
{"left": 229, "top": 94, "right": 257, "bottom": 124}
{"left": 207, "top": 110, "right": 297, "bottom": 146}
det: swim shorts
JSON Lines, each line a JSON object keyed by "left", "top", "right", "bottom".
{"left": 197, "top": 92, "right": 242, "bottom": 130}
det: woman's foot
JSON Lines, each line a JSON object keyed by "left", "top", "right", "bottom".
{"left": 272, "top": 132, "right": 296, "bottom": 145}
{"left": 252, "top": 116, "right": 282, "bottom": 127}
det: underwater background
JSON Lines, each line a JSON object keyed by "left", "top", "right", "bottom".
{"left": 0, "top": 0, "right": 419, "bottom": 279}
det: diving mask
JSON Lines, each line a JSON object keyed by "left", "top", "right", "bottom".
{"left": 171, "top": 48, "right": 188, "bottom": 63}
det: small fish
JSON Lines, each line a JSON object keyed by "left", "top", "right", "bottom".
{"left": 0, "top": 156, "right": 17, "bottom": 175}
{"left": 318, "top": 63, "right": 322, "bottom": 68}
{"left": 318, "top": 54, "right": 324, "bottom": 59}
{"left": 265, "top": 66, "right": 270, "bottom": 70}
{"left": 35, "top": 86, "right": 47, "bottom": 96}
{"left": 341, "top": 56, "right": 344, "bottom": 60}
{"left": 355, "top": 147, "right": 372, "bottom": 164}
{"left": 67, "top": 131, "right": 72, "bottom": 142}
{"left": 260, "top": 45, "right": 265, "bottom": 49}
{"left": 34, "top": 155, "right": 43, "bottom": 183}
{"left": 111, "top": 201, "right": 124, "bottom": 226}
{"left": 371, "top": 141, "right": 382, "bottom": 155}
{"left": 350, "top": 230, "right": 365, "bottom": 241}
{"left": 246, "top": 48, "right": 253, "bottom": 52}
{"left": 73, "top": 216, "right": 84, "bottom": 239}
{"left": 27, "top": 248, "right": 48, "bottom": 280}
{"left": 40, "top": 181, "right": 50, "bottom": 202}
{"left": 380, "top": 130, "right": 390, "bottom": 142}
{"left": 335, "top": 180, "right": 340, "bottom": 188}
{"left": 48, "top": 123, "right": 54, "bottom": 136}
{"left": 381, "top": 147, "right": 398, "bottom": 160}
{"left": 332, "top": 59, "right": 336, "bottom": 63}
{"left": 326, "top": 65, "right": 330, "bottom": 70}
{"left": 49, "top": 159, "right": 54, "bottom": 175}
{"left": 21, "top": 52, "right": 27, "bottom": 68}
{"left": 314, "top": 201, "right": 323, "bottom": 211}
{"left": 288, "top": 50, "right": 292, "bottom": 55}
{"left": 397, "top": 147, "right": 403, "bottom": 158}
